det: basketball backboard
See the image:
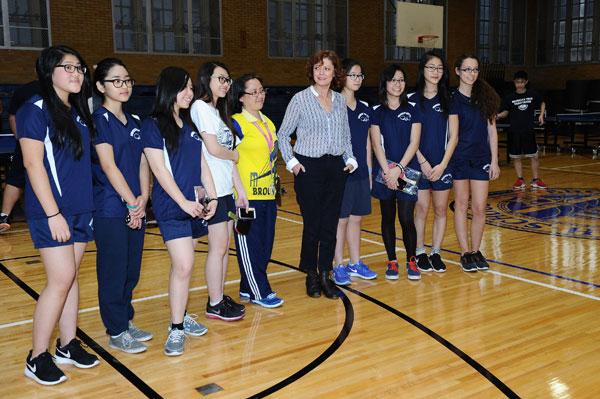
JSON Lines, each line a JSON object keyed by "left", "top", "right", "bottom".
{"left": 395, "top": 2, "right": 444, "bottom": 49}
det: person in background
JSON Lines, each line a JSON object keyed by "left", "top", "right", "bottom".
{"left": 278, "top": 50, "right": 357, "bottom": 299}
{"left": 331, "top": 58, "right": 377, "bottom": 286}
{"left": 497, "top": 70, "right": 547, "bottom": 190}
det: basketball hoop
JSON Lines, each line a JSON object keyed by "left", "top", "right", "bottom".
{"left": 417, "top": 35, "right": 439, "bottom": 44}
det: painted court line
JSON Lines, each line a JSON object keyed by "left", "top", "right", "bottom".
{"left": 0, "top": 268, "right": 298, "bottom": 331}
{"left": 277, "top": 214, "right": 600, "bottom": 301}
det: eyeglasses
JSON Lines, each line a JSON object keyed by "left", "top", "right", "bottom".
{"left": 346, "top": 73, "right": 365, "bottom": 81}
{"left": 460, "top": 67, "right": 480, "bottom": 74}
{"left": 55, "top": 64, "right": 87, "bottom": 74}
{"left": 243, "top": 88, "right": 267, "bottom": 97}
{"left": 389, "top": 78, "right": 405, "bottom": 85}
{"left": 424, "top": 65, "right": 444, "bottom": 73}
{"left": 212, "top": 75, "right": 232, "bottom": 85}
{"left": 103, "top": 79, "right": 136, "bottom": 88}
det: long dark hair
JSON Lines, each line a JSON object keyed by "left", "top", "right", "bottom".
{"left": 378, "top": 63, "right": 408, "bottom": 109}
{"left": 36, "top": 45, "right": 94, "bottom": 160}
{"left": 93, "top": 57, "right": 129, "bottom": 97}
{"left": 195, "top": 62, "right": 234, "bottom": 132}
{"left": 151, "top": 66, "right": 194, "bottom": 152}
{"left": 454, "top": 54, "right": 500, "bottom": 122}
{"left": 416, "top": 50, "right": 450, "bottom": 116}
{"left": 232, "top": 73, "right": 263, "bottom": 114}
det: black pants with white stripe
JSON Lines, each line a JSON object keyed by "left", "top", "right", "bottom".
{"left": 234, "top": 200, "right": 277, "bottom": 300}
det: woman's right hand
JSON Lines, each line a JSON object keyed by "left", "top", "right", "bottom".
{"left": 48, "top": 213, "right": 71, "bottom": 242}
{"left": 420, "top": 161, "right": 433, "bottom": 179}
{"left": 292, "top": 163, "right": 306, "bottom": 176}
{"left": 180, "top": 200, "right": 203, "bottom": 218}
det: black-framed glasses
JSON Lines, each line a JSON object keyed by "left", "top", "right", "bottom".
{"left": 346, "top": 73, "right": 365, "bottom": 81}
{"left": 460, "top": 67, "right": 479, "bottom": 73}
{"left": 424, "top": 65, "right": 444, "bottom": 73}
{"left": 212, "top": 75, "right": 232, "bottom": 85}
{"left": 390, "top": 78, "right": 405, "bottom": 84}
{"left": 243, "top": 88, "right": 268, "bottom": 97}
{"left": 55, "top": 64, "right": 87, "bottom": 74}
{"left": 103, "top": 79, "right": 136, "bottom": 88}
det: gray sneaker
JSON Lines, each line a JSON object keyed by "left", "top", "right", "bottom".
{"left": 164, "top": 328, "right": 185, "bottom": 356}
{"left": 183, "top": 313, "right": 208, "bottom": 337}
{"left": 108, "top": 331, "right": 147, "bottom": 354}
{"left": 128, "top": 320, "right": 153, "bottom": 342}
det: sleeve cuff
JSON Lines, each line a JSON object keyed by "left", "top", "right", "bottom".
{"left": 286, "top": 157, "right": 299, "bottom": 173}
{"left": 346, "top": 158, "right": 358, "bottom": 173}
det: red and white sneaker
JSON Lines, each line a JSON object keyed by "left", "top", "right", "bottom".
{"left": 512, "top": 178, "right": 526, "bottom": 190}
{"left": 531, "top": 178, "right": 548, "bottom": 189}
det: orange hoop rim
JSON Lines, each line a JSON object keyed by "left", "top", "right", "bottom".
{"left": 417, "top": 35, "right": 440, "bottom": 43}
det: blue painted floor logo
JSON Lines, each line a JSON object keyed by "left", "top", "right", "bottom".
{"left": 452, "top": 188, "right": 600, "bottom": 240}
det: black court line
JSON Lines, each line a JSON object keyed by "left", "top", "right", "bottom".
{"left": 266, "top": 258, "right": 519, "bottom": 398}
{"left": 0, "top": 261, "right": 162, "bottom": 398}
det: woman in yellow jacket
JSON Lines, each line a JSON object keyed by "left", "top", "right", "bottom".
{"left": 231, "top": 74, "right": 283, "bottom": 308}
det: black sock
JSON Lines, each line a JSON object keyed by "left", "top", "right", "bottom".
{"left": 171, "top": 322, "right": 184, "bottom": 330}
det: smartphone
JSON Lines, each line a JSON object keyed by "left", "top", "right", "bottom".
{"left": 237, "top": 207, "right": 256, "bottom": 220}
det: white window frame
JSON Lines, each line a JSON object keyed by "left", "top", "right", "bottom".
{"left": 0, "top": 0, "right": 51, "bottom": 50}
{"left": 111, "top": 0, "right": 222, "bottom": 56}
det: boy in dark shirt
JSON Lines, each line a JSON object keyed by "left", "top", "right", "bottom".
{"left": 497, "top": 71, "right": 547, "bottom": 190}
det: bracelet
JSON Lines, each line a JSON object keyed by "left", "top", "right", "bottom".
{"left": 47, "top": 210, "right": 61, "bottom": 219}
{"left": 126, "top": 204, "right": 138, "bottom": 209}
{"left": 419, "top": 159, "right": 428, "bottom": 165}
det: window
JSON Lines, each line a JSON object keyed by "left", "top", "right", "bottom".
{"left": 384, "top": 0, "right": 445, "bottom": 62}
{"left": 537, "top": 0, "right": 599, "bottom": 64}
{"left": 112, "top": 0, "right": 221, "bottom": 55}
{"left": 268, "top": 0, "right": 347, "bottom": 58}
{"left": 0, "top": 0, "right": 50, "bottom": 49}
{"left": 476, "top": 0, "right": 526, "bottom": 64}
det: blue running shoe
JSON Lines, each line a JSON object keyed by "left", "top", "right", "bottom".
{"left": 239, "top": 292, "right": 251, "bottom": 302}
{"left": 385, "top": 260, "right": 399, "bottom": 280}
{"left": 332, "top": 264, "right": 352, "bottom": 285}
{"left": 347, "top": 260, "right": 377, "bottom": 279}
{"left": 251, "top": 293, "right": 284, "bottom": 308}
{"left": 406, "top": 257, "right": 421, "bottom": 281}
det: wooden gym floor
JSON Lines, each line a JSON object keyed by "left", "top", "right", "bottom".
{"left": 1, "top": 151, "right": 599, "bottom": 398}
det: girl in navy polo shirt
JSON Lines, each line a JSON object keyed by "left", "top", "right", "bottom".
{"left": 449, "top": 54, "right": 500, "bottom": 272}
{"left": 92, "top": 58, "right": 151, "bottom": 354}
{"left": 332, "top": 58, "right": 377, "bottom": 286}
{"left": 371, "top": 64, "right": 422, "bottom": 281}
{"left": 142, "top": 67, "right": 217, "bottom": 356}
{"left": 18, "top": 45, "right": 99, "bottom": 385}
{"left": 411, "top": 50, "right": 457, "bottom": 273}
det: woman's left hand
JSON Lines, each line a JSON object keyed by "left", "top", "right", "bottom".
{"left": 489, "top": 162, "right": 500, "bottom": 180}
{"left": 343, "top": 163, "right": 355, "bottom": 172}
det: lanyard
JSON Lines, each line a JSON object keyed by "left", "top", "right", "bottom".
{"left": 252, "top": 119, "right": 275, "bottom": 152}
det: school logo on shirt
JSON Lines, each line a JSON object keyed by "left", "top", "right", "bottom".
{"left": 397, "top": 112, "right": 412, "bottom": 121}
{"left": 76, "top": 116, "right": 87, "bottom": 127}
{"left": 191, "top": 131, "right": 201, "bottom": 141}
{"left": 218, "top": 123, "right": 234, "bottom": 150}
{"left": 130, "top": 128, "right": 141, "bottom": 140}
{"left": 433, "top": 103, "right": 443, "bottom": 113}
{"left": 358, "top": 112, "right": 370, "bottom": 122}
{"left": 450, "top": 188, "right": 600, "bottom": 239}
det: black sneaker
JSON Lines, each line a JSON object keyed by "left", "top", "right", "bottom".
{"left": 55, "top": 338, "right": 100, "bottom": 369}
{"left": 206, "top": 298, "right": 245, "bottom": 321}
{"left": 472, "top": 251, "right": 490, "bottom": 271}
{"left": 429, "top": 253, "right": 446, "bottom": 273}
{"left": 24, "top": 350, "right": 67, "bottom": 385}
{"left": 416, "top": 253, "right": 433, "bottom": 272}
{"left": 0, "top": 214, "right": 10, "bottom": 234}
{"left": 460, "top": 253, "right": 478, "bottom": 272}
{"left": 223, "top": 295, "right": 245, "bottom": 313}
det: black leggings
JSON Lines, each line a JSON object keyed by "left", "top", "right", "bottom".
{"left": 379, "top": 198, "right": 416, "bottom": 262}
